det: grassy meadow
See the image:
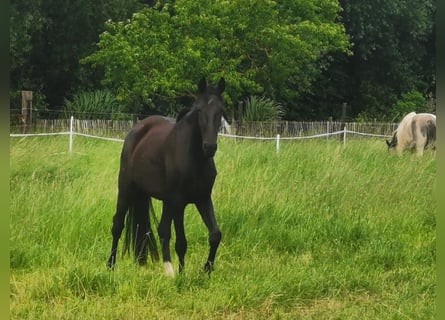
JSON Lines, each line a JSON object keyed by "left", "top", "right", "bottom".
{"left": 10, "top": 135, "right": 436, "bottom": 319}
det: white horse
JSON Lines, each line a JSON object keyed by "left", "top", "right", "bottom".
{"left": 386, "top": 112, "right": 436, "bottom": 156}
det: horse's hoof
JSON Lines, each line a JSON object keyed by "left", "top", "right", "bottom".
{"left": 107, "top": 257, "right": 116, "bottom": 270}
{"left": 204, "top": 261, "right": 214, "bottom": 275}
{"left": 164, "top": 262, "right": 175, "bottom": 277}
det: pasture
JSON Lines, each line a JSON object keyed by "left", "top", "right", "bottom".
{"left": 10, "top": 136, "right": 436, "bottom": 319}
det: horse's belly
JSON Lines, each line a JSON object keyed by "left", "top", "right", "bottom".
{"left": 184, "top": 183, "right": 214, "bottom": 202}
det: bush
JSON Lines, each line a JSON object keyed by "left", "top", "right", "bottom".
{"left": 243, "top": 95, "right": 284, "bottom": 122}
{"left": 391, "top": 91, "right": 428, "bottom": 120}
{"left": 64, "top": 90, "right": 130, "bottom": 120}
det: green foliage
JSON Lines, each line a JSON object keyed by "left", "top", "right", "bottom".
{"left": 337, "top": 0, "right": 435, "bottom": 119}
{"left": 10, "top": 136, "right": 435, "bottom": 318}
{"left": 9, "top": 0, "right": 435, "bottom": 121}
{"left": 391, "top": 91, "right": 428, "bottom": 120}
{"left": 10, "top": 0, "right": 45, "bottom": 73}
{"left": 356, "top": 90, "right": 436, "bottom": 123}
{"left": 243, "top": 95, "right": 284, "bottom": 122}
{"left": 10, "top": 0, "right": 143, "bottom": 108}
{"left": 83, "top": 0, "right": 350, "bottom": 113}
{"left": 64, "top": 90, "right": 129, "bottom": 120}
{"left": 10, "top": 90, "right": 49, "bottom": 115}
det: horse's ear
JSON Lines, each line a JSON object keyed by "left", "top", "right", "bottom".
{"left": 198, "top": 77, "right": 207, "bottom": 93}
{"left": 218, "top": 77, "right": 226, "bottom": 94}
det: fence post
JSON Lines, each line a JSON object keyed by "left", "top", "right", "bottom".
{"left": 276, "top": 134, "right": 280, "bottom": 153}
{"left": 327, "top": 117, "right": 331, "bottom": 141}
{"left": 326, "top": 121, "right": 329, "bottom": 141}
{"left": 69, "top": 116, "right": 74, "bottom": 152}
{"left": 343, "top": 126, "right": 347, "bottom": 147}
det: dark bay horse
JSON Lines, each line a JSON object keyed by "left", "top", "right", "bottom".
{"left": 107, "top": 77, "right": 226, "bottom": 276}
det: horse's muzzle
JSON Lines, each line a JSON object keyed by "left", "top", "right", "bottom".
{"left": 203, "top": 143, "right": 217, "bottom": 158}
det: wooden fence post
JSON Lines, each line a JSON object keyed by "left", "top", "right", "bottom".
{"left": 21, "top": 91, "right": 33, "bottom": 133}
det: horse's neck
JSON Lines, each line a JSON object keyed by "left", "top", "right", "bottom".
{"left": 173, "top": 111, "right": 203, "bottom": 155}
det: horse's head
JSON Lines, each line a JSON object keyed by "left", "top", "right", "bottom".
{"left": 386, "top": 132, "right": 398, "bottom": 150}
{"left": 195, "top": 77, "right": 226, "bottom": 158}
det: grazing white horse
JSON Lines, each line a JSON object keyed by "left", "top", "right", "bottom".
{"left": 386, "top": 112, "right": 436, "bottom": 156}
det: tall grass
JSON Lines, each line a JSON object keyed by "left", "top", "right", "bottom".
{"left": 10, "top": 136, "right": 436, "bottom": 319}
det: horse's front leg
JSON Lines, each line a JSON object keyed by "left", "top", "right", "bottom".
{"left": 173, "top": 212, "right": 187, "bottom": 274}
{"left": 195, "top": 197, "right": 222, "bottom": 274}
{"left": 158, "top": 206, "right": 174, "bottom": 276}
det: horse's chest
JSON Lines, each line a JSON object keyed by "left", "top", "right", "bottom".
{"left": 169, "top": 163, "right": 216, "bottom": 198}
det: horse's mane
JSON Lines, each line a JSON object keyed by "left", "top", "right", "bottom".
{"left": 176, "top": 107, "right": 192, "bottom": 122}
{"left": 175, "top": 82, "right": 224, "bottom": 123}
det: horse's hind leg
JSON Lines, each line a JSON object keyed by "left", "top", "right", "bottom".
{"left": 108, "top": 190, "right": 130, "bottom": 269}
{"left": 416, "top": 137, "right": 426, "bottom": 156}
{"left": 147, "top": 198, "right": 160, "bottom": 262}
{"left": 196, "top": 197, "right": 222, "bottom": 274}
{"left": 132, "top": 192, "right": 159, "bottom": 265}
{"left": 416, "top": 145, "right": 424, "bottom": 156}
{"left": 132, "top": 192, "right": 149, "bottom": 265}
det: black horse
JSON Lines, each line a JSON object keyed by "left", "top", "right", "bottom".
{"left": 107, "top": 77, "right": 225, "bottom": 276}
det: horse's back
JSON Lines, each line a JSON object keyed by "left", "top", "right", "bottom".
{"left": 119, "top": 116, "right": 175, "bottom": 192}
{"left": 124, "top": 115, "right": 173, "bottom": 149}
{"left": 414, "top": 113, "right": 436, "bottom": 124}
{"left": 135, "top": 115, "right": 175, "bottom": 136}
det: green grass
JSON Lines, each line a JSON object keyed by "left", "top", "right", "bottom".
{"left": 10, "top": 136, "right": 436, "bottom": 319}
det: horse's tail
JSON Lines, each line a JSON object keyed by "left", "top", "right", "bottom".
{"left": 147, "top": 199, "right": 160, "bottom": 262}
{"left": 123, "top": 196, "right": 159, "bottom": 265}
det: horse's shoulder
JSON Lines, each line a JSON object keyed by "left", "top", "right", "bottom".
{"left": 125, "top": 116, "right": 172, "bottom": 142}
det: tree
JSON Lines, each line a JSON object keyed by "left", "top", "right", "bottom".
{"left": 10, "top": 0, "right": 435, "bottom": 121}
{"left": 337, "top": 0, "right": 435, "bottom": 119}
{"left": 10, "top": 0, "right": 144, "bottom": 113}
{"left": 10, "top": 0, "right": 47, "bottom": 112}
{"left": 83, "top": 0, "right": 350, "bottom": 117}
{"left": 287, "top": 0, "right": 435, "bottom": 121}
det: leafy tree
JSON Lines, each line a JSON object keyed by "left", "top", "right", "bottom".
{"left": 390, "top": 91, "right": 434, "bottom": 120}
{"left": 337, "top": 0, "right": 435, "bottom": 119}
{"left": 10, "top": 0, "right": 435, "bottom": 122}
{"left": 10, "top": 0, "right": 144, "bottom": 113}
{"left": 10, "top": 0, "right": 47, "bottom": 111}
{"left": 288, "top": 0, "right": 435, "bottom": 121}
{"left": 83, "top": 0, "right": 350, "bottom": 117}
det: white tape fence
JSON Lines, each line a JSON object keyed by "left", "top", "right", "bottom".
{"left": 10, "top": 116, "right": 393, "bottom": 153}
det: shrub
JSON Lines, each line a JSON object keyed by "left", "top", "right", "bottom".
{"left": 243, "top": 95, "right": 284, "bottom": 122}
{"left": 64, "top": 90, "right": 129, "bottom": 119}
{"left": 391, "top": 91, "right": 428, "bottom": 120}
